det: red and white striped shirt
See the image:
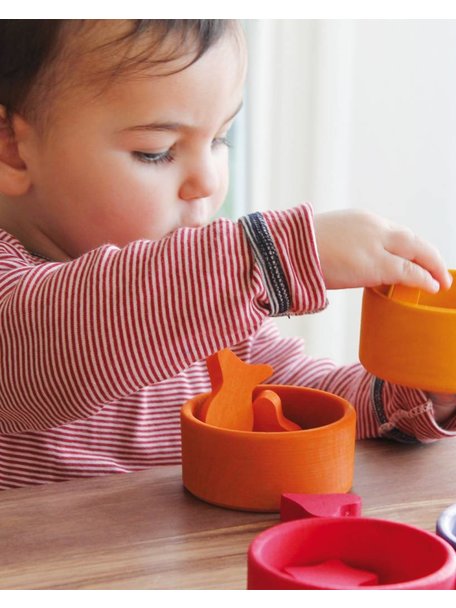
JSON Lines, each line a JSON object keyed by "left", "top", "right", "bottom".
{"left": 0, "top": 203, "right": 454, "bottom": 489}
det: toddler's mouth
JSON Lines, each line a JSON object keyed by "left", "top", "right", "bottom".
{"left": 184, "top": 221, "right": 206, "bottom": 229}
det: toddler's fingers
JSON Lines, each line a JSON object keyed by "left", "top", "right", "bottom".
{"left": 385, "top": 253, "right": 442, "bottom": 293}
{"left": 385, "top": 229, "right": 452, "bottom": 290}
{"left": 427, "top": 392, "right": 456, "bottom": 405}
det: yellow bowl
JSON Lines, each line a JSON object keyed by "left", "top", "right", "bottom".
{"left": 359, "top": 271, "right": 456, "bottom": 392}
{"left": 181, "top": 385, "right": 356, "bottom": 512}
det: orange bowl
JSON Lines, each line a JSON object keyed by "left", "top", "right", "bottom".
{"left": 360, "top": 271, "right": 456, "bottom": 392}
{"left": 181, "top": 385, "right": 356, "bottom": 512}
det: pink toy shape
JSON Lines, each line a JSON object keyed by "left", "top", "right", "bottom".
{"left": 280, "top": 492, "right": 362, "bottom": 522}
{"left": 284, "top": 559, "right": 379, "bottom": 588}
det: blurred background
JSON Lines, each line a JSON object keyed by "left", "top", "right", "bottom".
{"left": 226, "top": 19, "right": 456, "bottom": 365}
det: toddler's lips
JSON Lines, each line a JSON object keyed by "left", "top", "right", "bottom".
{"left": 163, "top": 221, "right": 205, "bottom": 238}
{"left": 181, "top": 216, "right": 208, "bottom": 229}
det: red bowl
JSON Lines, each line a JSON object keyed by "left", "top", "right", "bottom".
{"left": 248, "top": 517, "right": 456, "bottom": 589}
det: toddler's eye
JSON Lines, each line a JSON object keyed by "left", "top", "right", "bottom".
{"left": 132, "top": 150, "right": 174, "bottom": 165}
{"left": 212, "top": 136, "right": 232, "bottom": 149}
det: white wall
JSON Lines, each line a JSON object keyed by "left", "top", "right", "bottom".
{"left": 244, "top": 19, "right": 456, "bottom": 364}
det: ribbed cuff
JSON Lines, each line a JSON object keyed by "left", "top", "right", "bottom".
{"left": 371, "top": 377, "right": 419, "bottom": 443}
{"left": 240, "top": 211, "right": 292, "bottom": 315}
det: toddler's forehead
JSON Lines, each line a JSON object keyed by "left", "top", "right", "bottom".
{"left": 39, "top": 20, "right": 245, "bottom": 130}
{"left": 38, "top": 22, "right": 189, "bottom": 122}
{"left": 58, "top": 21, "right": 222, "bottom": 92}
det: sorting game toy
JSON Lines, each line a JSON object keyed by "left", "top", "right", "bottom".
{"left": 360, "top": 270, "right": 456, "bottom": 392}
{"left": 180, "top": 350, "right": 456, "bottom": 588}
{"left": 181, "top": 349, "right": 356, "bottom": 511}
{"left": 247, "top": 493, "right": 456, "bottom": 590}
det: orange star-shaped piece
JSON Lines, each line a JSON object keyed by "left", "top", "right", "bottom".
{"left": 198, "top": 349, "right": 273, "bottom": 431}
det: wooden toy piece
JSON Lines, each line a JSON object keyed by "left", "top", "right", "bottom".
{"left": 252, "top": 389, "right": 301, "bottom": 432}
{"left": 284, "top": 559, "right": 379, "bottom": 588}
{"left": 388, "top": 284, "right": 421, "bottom": 304}
{"left": 197, "top": 349, "right": 273, "bottom": 431}
{"left": 436, "top": 503, "right": 456, "bottom": 550}
{"left": 280, "top": 492, "right": 362, "bottom": 522}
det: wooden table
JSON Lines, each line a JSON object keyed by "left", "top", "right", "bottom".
{"left": 0, "top": 438, "right": 455, "bottom": 589}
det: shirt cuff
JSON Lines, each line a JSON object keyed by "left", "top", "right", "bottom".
{"left": 239, "top": 203, "right": 328, "bottom": 316}
{"left": 373, "top": 378, "right": 456, "bottom": 442}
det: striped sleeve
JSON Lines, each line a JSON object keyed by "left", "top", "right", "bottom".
{"left": 0, "top": 202, "right": 326, "bottom": 434}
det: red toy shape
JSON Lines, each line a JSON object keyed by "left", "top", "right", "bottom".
{"left": 284, "top": 559, "right": 379, "bottom": 588}
{"left": 252, "top": 389, "right": 301, "bottom": 432}
{"left": 280, "top": 492, "right": 362, "bottom": 522}
{"left": 197, "top": 349, "right": 273, "bottom": 431}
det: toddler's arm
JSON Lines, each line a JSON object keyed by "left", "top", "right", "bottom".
{"left": 0, "top": 204, "right": 325, "bottom": 433}
{"left": 0, "top": 202, "right": 451, "bottom": 438}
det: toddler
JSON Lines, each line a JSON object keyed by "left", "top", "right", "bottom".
{"left": 0, "top": 19, "right": 455, "bottom": 489}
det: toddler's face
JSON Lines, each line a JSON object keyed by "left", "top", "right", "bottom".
{"left": 19, "top": 31, "right": 246, "bottom": 258}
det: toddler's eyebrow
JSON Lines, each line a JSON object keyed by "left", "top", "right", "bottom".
{"left": 124, "top": 101, "right": 244, "bottom": 133}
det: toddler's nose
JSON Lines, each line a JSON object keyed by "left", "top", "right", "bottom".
{"left": 179, "top": 155, "right": 220, "bottom": 201}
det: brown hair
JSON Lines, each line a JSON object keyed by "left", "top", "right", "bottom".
{"left": 0, "top": 19, "right": 239, "bottom": 125}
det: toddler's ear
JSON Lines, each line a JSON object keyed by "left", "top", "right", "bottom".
{"left": 0, "top": 106, "right": 32, "bottom": 196}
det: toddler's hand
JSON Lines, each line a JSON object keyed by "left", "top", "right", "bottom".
{"left": 427, "top": 392, "right": 456, "bottom": 424}
{"left": 314, "top": 209, "right": 452, "bottom": 292}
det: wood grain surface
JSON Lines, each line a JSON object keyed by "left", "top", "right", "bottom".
{"left": 0, "top": 438, "right": 454, "bottom": 589}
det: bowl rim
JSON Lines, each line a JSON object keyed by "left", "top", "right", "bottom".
{"left": 181, "top": 384, "right": 356, "bottom": 437}
{"left": 367, "top": 282, "right": 456, "bottom": 316}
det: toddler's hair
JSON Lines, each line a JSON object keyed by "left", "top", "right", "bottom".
{"left": 0, "top": 19, "right": 237, "bottom": 126}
